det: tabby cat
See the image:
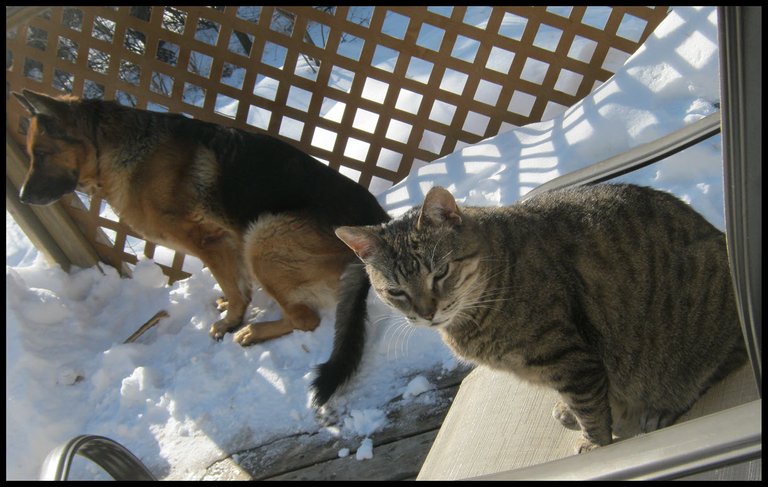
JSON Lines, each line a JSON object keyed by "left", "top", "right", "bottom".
{"left": 335, "top": 184, "right": 747, "bottom": 453}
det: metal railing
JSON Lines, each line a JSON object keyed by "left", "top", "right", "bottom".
{"left": 39, "top": 435, "right": 156, "bottom": 481}
{"left": 522, "top": 111, "right": 722, "bottom": 201}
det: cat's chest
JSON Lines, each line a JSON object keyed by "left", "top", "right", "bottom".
{"left": 440, "top": 327, "right": 546, "bottom": 383}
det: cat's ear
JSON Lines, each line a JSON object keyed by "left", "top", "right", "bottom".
{"left": 336, "top": 226, "right": 379, "bottom": 262}
{"left": 418, "top": 186, "right": 462, "bottom": 229}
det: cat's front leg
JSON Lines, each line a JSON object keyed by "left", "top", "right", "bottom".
{"left": 552, "top": 400, "right": 579, "bottom": 429}
{"left": 556, "top": 368, "right": 613, "bottom": 454}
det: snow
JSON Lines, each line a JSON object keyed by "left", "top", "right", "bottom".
{"left": 403, "top": 375, "right": 435, "bottom": 399}
{"left": 355, "top": 438, "right": 374, "bottom": 461}
{"left": 6, "top": 7, "right": 724, "bottom": 480}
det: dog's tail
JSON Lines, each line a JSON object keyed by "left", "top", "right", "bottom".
{"left": 311, "top": 261, "right": 370, "bottom": 407}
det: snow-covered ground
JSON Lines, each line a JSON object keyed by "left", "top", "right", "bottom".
{"left": 6, "top": 7, "right": 724, "bottom": 480}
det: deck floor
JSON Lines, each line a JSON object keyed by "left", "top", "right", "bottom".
{"left": 202, "top": 366, "right": 471, "bottom": 480}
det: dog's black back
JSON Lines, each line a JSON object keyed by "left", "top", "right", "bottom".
{"left": 94, "top": 101, "right": 390, "bottom": 230}
{"left": 216, "top": 132, "right": 388, "bottom": 229}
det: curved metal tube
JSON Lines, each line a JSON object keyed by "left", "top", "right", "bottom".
{"left": 523, "top": 112, "right": 722, "bottom": 200}
{"left": 39, "top": 434, "right": 156, "bottom": 481}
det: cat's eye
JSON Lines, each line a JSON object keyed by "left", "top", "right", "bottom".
{"left": 435, "top": 265, "right": 449, "bottom": 279}
{"left": 387, "top": 288, "right": 407, "bottom": 298}
{"left": 433, "top": 263, "right": 450, "bottom": 282}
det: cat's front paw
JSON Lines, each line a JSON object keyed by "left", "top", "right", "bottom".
{"left": 552, "top": 400, "right": 579, "bottom": 430}
{"left": 575, "top": 436, "right": 602, "bottom": 454}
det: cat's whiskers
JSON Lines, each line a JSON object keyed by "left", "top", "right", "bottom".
{"left": 376, "top": 313, "right": 408, "bottom": 361}
{"left": 396, "top": 318, "right": 417, "bottom": 359}
{"left": 384, "top": 324, "right": 399, "bottom": 361}
{"left": 393, "top": 318, "right": 415, "bottom": 361}
{"left": 371, "top": 311, "right": 397, "bottom": 325}
{"left": 383, "top": 320, "right": 401, "bottom": 360}
{"left": 369, "top": 308, "right": 411, "bottom": 361}
{"left": 402, "top": 322, "right": 417, "bottom": 358}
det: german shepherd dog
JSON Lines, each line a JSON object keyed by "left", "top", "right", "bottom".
{"left": 13, "top": 89, "right": 387, "bottom": 405}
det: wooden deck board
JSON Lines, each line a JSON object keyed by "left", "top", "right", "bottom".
{"left": 202, "top": 365, "right": 471, "bottom": 480}
{"left": 268, "top": 430, "right": 440, "bottom": 481}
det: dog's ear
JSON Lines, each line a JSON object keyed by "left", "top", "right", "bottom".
{"left": 12, "top": 91, "right": 37, "bottom": 115}
{"left": 14, "top": 89, "right": 69, "bottom": 119}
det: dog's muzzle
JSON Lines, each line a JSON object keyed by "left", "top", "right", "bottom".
{"left": 19, "top": 172, "right": 78, "bottom": 206}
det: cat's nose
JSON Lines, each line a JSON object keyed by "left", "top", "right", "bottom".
{"left": 414, "top": 303, "right": 436, "bottom": 321}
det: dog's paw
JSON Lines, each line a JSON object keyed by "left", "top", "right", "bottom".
{"left": 209, "top": 318, "right": 234, "bottom": 341}
{"left": 209, "top": 329, "right": 225, "bottom": 342}
{"left": 233, "top": 323, "right": 284, "bottom": 346}
{"left": 233, "top": 321, "right": 293, "bottom": 346}
{"left": 233, "top": 324, "right": 263, "bottom": 346}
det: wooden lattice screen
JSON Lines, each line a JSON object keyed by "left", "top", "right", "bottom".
{"left": 6, "top": 6, "right": 669, "bottom": 281}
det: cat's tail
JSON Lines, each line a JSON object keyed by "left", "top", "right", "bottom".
{"left": 311, "top": 261, "right": 370, "bottom": 407}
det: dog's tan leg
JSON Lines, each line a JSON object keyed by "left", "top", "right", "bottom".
{"left": 234, "top": 303, "right": 321, "bottom": 346}
{"left": 169, "top": 221, "right": 252, "bottom": 340}
{"left": 202, "top": 248, "right": 251, "bottom": 339}
{"left": 233, "top": 214, "right": 353, "bottom": 346}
